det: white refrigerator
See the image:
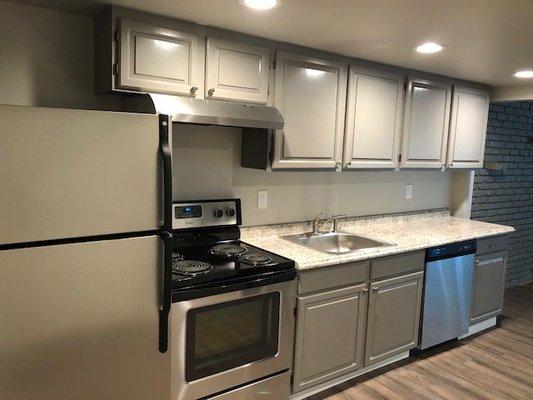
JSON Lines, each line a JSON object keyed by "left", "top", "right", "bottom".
{"left": 0, "top": 105, "right": 173, "bottom": 400}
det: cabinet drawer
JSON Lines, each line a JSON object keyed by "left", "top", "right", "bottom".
{"left": 298, "top": 261, "right": 370, "bottom": 295}
{"left": 370, "top": 251, "right": 424, "bottom": 280}
{"left": 477, "top": 235, "right": 508, "bottom": 255}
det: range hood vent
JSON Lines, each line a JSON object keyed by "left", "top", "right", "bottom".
{"left": 121, "top": 93, "right": 284, "bottom": 130}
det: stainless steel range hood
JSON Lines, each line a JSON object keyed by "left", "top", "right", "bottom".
{"left": 123, "top": 93, "right": 284, "bottom": 130}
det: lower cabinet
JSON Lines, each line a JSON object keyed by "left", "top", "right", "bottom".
{"left": 471, "top": 252, "right": 506, "bottom": 324}
{"left": 292, "top": 283, "right": 368, "bottom": 392}
{"left": 364, "top": 271, "right": 424, "bottom": 366}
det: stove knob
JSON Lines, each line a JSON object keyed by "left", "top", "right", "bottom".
{"left": 213, "top": 209, "right": 224, "bottom": 218}
{"left": 226, "top": 208, "right": 236, "bottom": 217}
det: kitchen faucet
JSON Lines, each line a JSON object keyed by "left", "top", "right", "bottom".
{"left": 312, "top": 211, "right": 350, "bottom": 234}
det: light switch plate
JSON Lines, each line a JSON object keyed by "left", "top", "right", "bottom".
{"left": 258, "top": 190, "right": 268, "bottom": 209}
{"left": 405, "top": 184, "right": 413, "bottom": 200}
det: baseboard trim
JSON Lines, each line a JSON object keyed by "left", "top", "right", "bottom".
{"left": 289, "top": 351, "right": 410, "bottom": 400}
{"left": 458, "top": 317, "right": 497, "bottom": 339}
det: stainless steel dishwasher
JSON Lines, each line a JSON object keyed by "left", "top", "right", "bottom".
{"left": 419, "top": 240, "right": 477, "bottom": 350}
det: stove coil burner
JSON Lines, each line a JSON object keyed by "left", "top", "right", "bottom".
{"left": 209, "top": 243, "right": 248, "bottom": 258}
{"left": 172, "top": 260, "right": 214, "bottom": 275}
{"left": 239, "top": 253, "right": 273, "bottom": 266}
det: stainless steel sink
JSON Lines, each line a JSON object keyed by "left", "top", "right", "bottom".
{"left": 282, "top": 232, "right": 395, "bottom": 254}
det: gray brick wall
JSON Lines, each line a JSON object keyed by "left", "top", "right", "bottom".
{"left": 471, "top": 101, "right": 533, "bottom": 287}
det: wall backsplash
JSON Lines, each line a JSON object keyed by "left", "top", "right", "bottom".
{"left": 172, "top": 124, "right": 453, "bottom": 226}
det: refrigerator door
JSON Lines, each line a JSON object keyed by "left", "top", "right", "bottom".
{"left": 0, "top": 236, "right": 171, "bottom": 400}
{"left": 0, "top": 105, "right": 162, "bottom": 245}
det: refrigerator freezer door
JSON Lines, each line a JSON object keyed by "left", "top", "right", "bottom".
{"left": 0, "top": 105, "right": 161, "bottom": 245}
{"left": 0, "top": 236, "right": 171, "bottom": 400}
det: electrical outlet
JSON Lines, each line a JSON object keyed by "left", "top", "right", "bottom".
{"left": 258, "top": 190, "right": 268, "bottom": 209}
{"left": 405, "top": 184, "right": 413, "bottom": 200}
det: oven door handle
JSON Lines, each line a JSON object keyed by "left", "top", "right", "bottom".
{"left": 159, "top": 114, "right": 173, "bottom": 353}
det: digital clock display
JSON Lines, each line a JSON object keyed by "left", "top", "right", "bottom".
{"left": 175, "top": 205, "right": 202, "bottom": 219}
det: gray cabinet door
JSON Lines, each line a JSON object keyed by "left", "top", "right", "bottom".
{"left": 205, "top": 37, "right": 271, "bottom": 103}
{"left": 118, "top": 19, "right": 203, "bottom": 96}
{"left": 365, "top": 271, "right": 423, "bottom": 366}
{"left": 446, "top": 86, "right": 490, "bottom": 169}
{"left": 272, "top": 51, "right": 347, "bottom": 169}
{"left": 343, "top": 66, "right": 404, "bottom": 169}
{"left": 401, "top": 77, "right": 452, "bottom": 169}
{"left": 293, "top": 283, "right": 368, "bottom": 392}
{"left": 471, "top": 252, "right": 506, "bottom": 324}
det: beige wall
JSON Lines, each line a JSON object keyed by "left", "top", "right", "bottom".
{"left": 173, "top": 124, "right": 453, "bottom": 226}
{"left": 0, "top": 0, "right": 120, "bottom": 110}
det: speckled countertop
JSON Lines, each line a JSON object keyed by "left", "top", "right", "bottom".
{"left": 240, "top": 209, "right": 514, "bottom": 270}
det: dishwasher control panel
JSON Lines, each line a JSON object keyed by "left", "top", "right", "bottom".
{"left": 427, "top": 240, "right": 477, "bottom": 261}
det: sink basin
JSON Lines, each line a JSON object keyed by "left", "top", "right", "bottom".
{"left": 282, "top": 232, "right": 395, "bottom": 254}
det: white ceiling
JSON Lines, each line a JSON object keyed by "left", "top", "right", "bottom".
{"left": 16, "top": 0, "right": 533, "bottom": 88}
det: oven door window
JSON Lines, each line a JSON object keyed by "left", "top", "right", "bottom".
{"left": 186, "top": 292, "right": 280, "bottom": 382}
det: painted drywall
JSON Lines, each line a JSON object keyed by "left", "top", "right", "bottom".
{"left": 172, "top": 124, "right": 453, "bottom": 226}
{"left": 0, "top": 0, "right": 120, "bottom": 110}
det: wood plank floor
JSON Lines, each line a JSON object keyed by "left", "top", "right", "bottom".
{"left": 307, "top": 283, "right": 533, "bottom": 400}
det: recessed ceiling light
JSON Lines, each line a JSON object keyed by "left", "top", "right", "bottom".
{"left": 240, "top": 0, "right": 279, "bottom": 10}
{"left": 415, "top": 42, "right": 446, "bottom": 54}
{"left": 514, "top": 70, "right": 533, "bottom": 79}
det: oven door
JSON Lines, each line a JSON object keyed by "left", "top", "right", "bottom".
{"left": 171, "top": 279, "right": 296, "bottom": 400}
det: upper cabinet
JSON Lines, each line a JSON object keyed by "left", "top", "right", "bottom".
{"left": 272, "top": 52, "right": 348, "bottom": 169}
{"left": 117, "top": 19, "right": 203, "bottom": 96}
{"left": 401, "top": 77, "right": 452, "bottom": 169}
{"left": 205, "top": 38, "right": 271, "bottom": 104}
{"left": 343, "top": 67, "right": 404, "bottom": 169}
{"left": 446, "top": 86, "right": 490, "bottom": 169}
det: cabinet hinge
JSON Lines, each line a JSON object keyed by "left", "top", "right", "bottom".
{"left": 403, "top": 82, "right": 408, "bottom": 91}
{"left": 272, "top": 57, "right": 277, "bottom": 70}
{"left": 293, "top": 306, "right": 297, "bottom": 317}
{"left": 268, "top": 149, "right": 273, "bottom": 161}
{"left": 113, "top": 62, "right": 119, "bottom": 76}
{"left": 290, "top": 374, "right": 294, "bottom": 385}
{"left": 398, "top": 154, "right": 402, "bottom": 162}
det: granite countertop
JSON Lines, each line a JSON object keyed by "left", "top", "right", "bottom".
{"left": 240, "top": 209, "right": 515, "bottom": 270}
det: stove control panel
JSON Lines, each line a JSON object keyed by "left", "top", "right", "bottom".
{"left": 172, "top": 199, "right": 241, "bottom": 230}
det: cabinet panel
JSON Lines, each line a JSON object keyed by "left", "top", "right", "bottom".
{"left": 401, "top": 78, "right": 452, "bottom": 169}
{"left": 365, "top": 271, "right": 423, "bottom": 366}
{"left": 273, "top": 52, "right": 347, "bottom": 169}
{"left": 344, "top": 67, "right": 404, "bottom": 169}
{"left": 293, "top": 284, "right": 367, "bottom": 392}
{"left": 206, "top": 38, "right": 270, "bottom": 103}
{"left": 118, "top": 19, "right": 202, "bottom": 96}
{"left": 471, "top": 252, "right": 506, "bottom": 324}
{"left": 447, "top": 87, "right": 490, "bottom": 169}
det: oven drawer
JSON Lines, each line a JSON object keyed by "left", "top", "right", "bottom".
{"left": 208, "top": 371, "right": 291, "bottom": 400}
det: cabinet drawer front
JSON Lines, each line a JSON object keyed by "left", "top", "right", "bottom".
{"left": 370, "top": 251, "right": 424, "bottom": 280}
{"left": 476, "top": 235, "right": 508, "bottom": 255}
{"left": 298, "top": 261, "right": 370, "bottom": 295}
{"left": 206, "top": 38, "right": 271, "bottom": 104}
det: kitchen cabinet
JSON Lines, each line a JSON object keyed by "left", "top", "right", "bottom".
{"left": 343, "top": 67, "right": 404, "bottom": 169}
{"left": 364, "top": 271, "right": 423, "bottom": 366}
{"left": 117, "top": 19, "right": 203, "bottom": 96}
{"left": 272, "top": 52, "right": 348, "bottom": 169}
{"left": 446, "top": 86, "right": 490, "bottom": 169}
{"left": 293, "top": 283, "right": 368, "bottom": 392}
{"left": 471, "top": 235, "right": 508, "bottom": 324}
{"left": 205, "top": 38, "right": 271, "bottom": 103}
{"left": 400, "top": 77, "right": 452, "bottom": 169}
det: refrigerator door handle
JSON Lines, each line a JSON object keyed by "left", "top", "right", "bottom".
{"left": 159, "top": 114, "right": 173, "bottom": 353}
